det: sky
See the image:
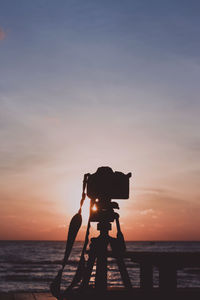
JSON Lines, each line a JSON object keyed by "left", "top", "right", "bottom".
{"left": 0, "top": 0, "right": 200, "bottom": 240}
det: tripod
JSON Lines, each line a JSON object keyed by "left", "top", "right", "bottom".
{"left": 79, "top": 213, "right": 132, "bottom": 292}
{"left": 50, "top": 168, "right": 132, "bottom": 300}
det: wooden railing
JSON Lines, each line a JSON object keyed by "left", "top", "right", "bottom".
{"left": 109, "top": 251, "right": 200, "bottom": 292}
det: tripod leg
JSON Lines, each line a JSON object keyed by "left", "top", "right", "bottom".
{"left": 110, "top": 238, "right": 132, "bottom": 289}
{"left": 95, "top": 235, "right": 109, "bottom": 291}
{"left": 80, "top": 238, "right": 97, "bottom": 289}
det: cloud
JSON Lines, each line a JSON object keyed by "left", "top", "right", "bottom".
{"left": 134, "top": 187, "right": 169, "bottom": 195}
{"left": 139, "top": 209, "right": 154, "bottom": 215}
{"left": 0, "top": 27, "right": 6, "bottom": 41}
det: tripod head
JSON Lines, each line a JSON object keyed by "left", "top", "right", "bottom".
{"left": 90, "top": 197, "right": 119, "bottom": 223}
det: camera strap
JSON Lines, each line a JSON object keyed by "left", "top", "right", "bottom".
{"left": 50, "top": 174, "right": 90, "bottom": 299}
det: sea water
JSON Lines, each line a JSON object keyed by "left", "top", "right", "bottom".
{"left": 0, "top": 241, "right": 200, "bottom": 292}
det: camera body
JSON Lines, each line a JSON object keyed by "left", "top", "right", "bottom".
{"left": 86, "top": 167, "right": 131, "bottom": 222}
{"left": 87, "top": 167, "right": 131, "bottom": 200}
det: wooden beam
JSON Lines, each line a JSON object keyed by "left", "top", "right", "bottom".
{"left": 140, "top": 262, "right": 153, "bottom": 290}
{"left": 159, "top": 264, "right": 177, "bottom": 292}
{"left": 33, "top": 293, "right": 56, "bottom": 300}
{"left": 0, "top": 293, "right": 14, "bottom": 300}
{"left": 14, "top": 293, "right": 35, "bottom": 300}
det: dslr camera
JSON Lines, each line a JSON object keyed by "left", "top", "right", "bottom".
{"left": 86, "top": 167, "right": 131, "bottom": 222}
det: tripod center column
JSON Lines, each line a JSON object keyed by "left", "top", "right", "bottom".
{"left": 95, "top": 222, "right": 111, "bottom": 291}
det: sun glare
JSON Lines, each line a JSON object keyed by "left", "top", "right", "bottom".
{"left": 92, "top": 204, "right": 97, "bottom": 211}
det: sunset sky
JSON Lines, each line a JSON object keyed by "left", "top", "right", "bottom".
{"left": 0, "top": 0, "right": 200, "bottom": 240}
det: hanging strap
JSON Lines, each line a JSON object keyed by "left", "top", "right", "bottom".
{"left": 63, "top": 219, "right": 91, "bottom": 295}
{"left": 115, "top": 213, "right": 126, "bottom": 253}
{"left": 50, "top": 174, "right": 89, "bottom": 299}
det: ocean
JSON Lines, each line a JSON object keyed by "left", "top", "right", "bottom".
{"left": 0, "top": 241, "right": 200, "bottom": 292}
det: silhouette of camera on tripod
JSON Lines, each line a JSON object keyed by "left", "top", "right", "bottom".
{"left": 50, "top": 166, "right": 132, "bottom": 299}
{"left": 81, "top": 167, "right": 132, "bottom": 291}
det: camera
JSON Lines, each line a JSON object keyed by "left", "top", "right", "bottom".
{"left": 86, "top": 167, "right": 131, "bottom": 222}
{"left": 87, "top": 166, "right": 131, "bottom": 200}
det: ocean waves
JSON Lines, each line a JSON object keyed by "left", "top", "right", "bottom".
{"left": 0, "top": 241, "right": 200, "bottom": 292}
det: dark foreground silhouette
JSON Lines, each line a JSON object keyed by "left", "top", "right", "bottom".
{"left": 50, "top": 167, "right": 132, "bottom": 298}
{"left": 1, "top": 251, "right": 200, "bottom": 299}
{"left": 49, "top": 167, "right": 200, "bottom": 299}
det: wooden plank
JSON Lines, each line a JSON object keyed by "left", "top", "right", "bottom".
{"left": 1, "top": 290, "right": 200, "bottom": 300}
{"left": 140, "top": 262, "right": 153, "bottom": 290}
{"left": 159, "top": 264, "right": 177, "bottom": 292}
{"left": 121, "top": 251, "right": 200, "bottom": 268}
{"left": 14, "top": 293, "right": 35, "bottom": 300}
{"left": 0, "top": 293, "right": 14, "bottom": 300}
{"left": 33, "top": 293, "right": 56, "bottom": 300}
